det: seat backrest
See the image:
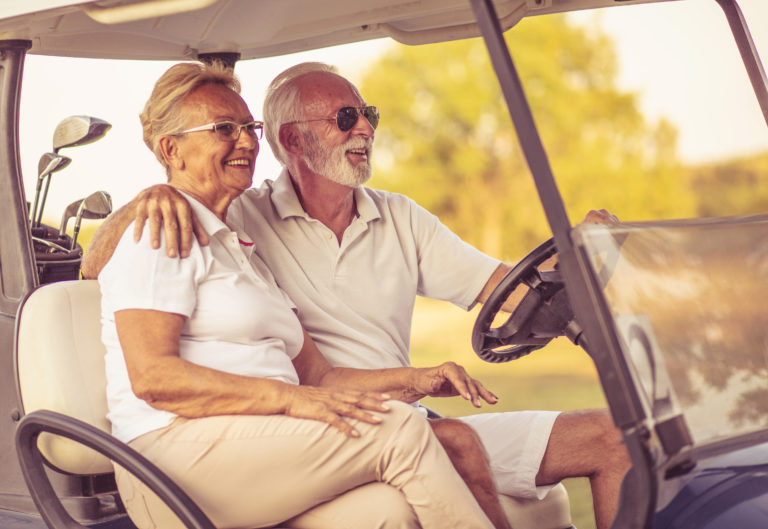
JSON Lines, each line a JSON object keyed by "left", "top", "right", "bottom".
{"left": 16, "top": 279, "right": 112, "bottom": 475}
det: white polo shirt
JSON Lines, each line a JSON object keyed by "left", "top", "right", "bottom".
{"left": 100, "top": 191, "right": 304, "bottom": 443}
{"left": 228, "top": 170, "right": 500, "bottom": 370}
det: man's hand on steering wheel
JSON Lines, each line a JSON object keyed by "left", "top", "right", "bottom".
{"left": 478, "top": 209, "right": 619, "bottom": 313}
{"left": 582, "top": 208, "right": 620, "bottom": 226}
{"left": 472, "top": 209, "right": 620, "bottom": 363}
{"left": 409, "top": 362, "right": 498, "bottom": 408}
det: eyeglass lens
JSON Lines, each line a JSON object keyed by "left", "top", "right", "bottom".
{"left": 215, "top": 122, "right": 263, "bottom": 142}
{"left": 336, "top": 106, "right": 379, "bottom": 132}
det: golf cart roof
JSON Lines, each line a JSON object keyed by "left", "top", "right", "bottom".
{"left": 2, "top": 0, "right": 671, "bottom": 61}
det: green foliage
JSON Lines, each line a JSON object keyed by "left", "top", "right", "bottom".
{"left": 360, "top": 15, "right": 695, "bottom": 261}
{"left": 689, "top": 152, "right": 768, "bottom": 216}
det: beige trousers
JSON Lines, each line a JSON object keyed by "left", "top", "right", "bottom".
{"left": 115, "top": 400, "right": 492, "bottom": 529}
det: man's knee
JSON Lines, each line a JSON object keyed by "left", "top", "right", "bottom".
{"left": 429, "top": 418, "right": 488, "bottom": 464}
{"left": 592, "top": 410, "right": 630, "bottom": 471}
{"left": 430, "top": 417, "right": 482, "bottom": 448}
{"left": 575, "top": 410, "right": 627, "bottom": 462}
{"left": 547, "top": 409, "right": 630, "bottom": 474}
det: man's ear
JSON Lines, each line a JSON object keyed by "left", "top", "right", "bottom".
{"left": 158, "top": 135, "right": 185, "bottom": 171}
{"left": 279, "top": 123, "right": 303, "bottom": 156}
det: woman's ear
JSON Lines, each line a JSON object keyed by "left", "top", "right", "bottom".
{"left": 158, "top": 135, "right": 185, "bottom": 171}
{"left": 279, "top": 123, "right": 303, "bottom": 156}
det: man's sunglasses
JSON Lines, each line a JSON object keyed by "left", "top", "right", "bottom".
{"left": 177, "top": 120, "right": 264, "bottom": 142}
{"left": 288, "top": 106, "right": 379, "bottom": 132}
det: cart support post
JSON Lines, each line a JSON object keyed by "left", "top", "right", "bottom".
{"left": 467, "top": 3, "right": 654, "bottom": 525}
{"left": 716, "top": 0, "right": 768, "bottom": 127}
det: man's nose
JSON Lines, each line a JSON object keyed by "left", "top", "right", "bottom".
{"left": 350, "top": 112, "right": 375, "bottom": 137}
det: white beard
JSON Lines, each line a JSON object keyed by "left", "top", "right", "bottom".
{"left": 303, "top": 131, "right": 372, "bottom": 187}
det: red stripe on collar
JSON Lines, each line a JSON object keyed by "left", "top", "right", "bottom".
{"left": 238, "top": 238, "right": 254, "bottom": 247}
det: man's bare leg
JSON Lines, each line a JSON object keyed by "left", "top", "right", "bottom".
{"left": 536, "top": 409, "right": 631, "bottom": 529}
{"left": 430, "top": 418, "right": 512, "bottom": 529}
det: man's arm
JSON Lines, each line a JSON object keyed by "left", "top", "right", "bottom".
{"left": 474, "top": 208, "right": 620, "bottom": 311}
{"left": 293, "top": 329, "right": 498, "bottom": 408}
{"left": 81, "top": 200, "right": 138, "bottom": 278}
{"left": 81, "top": 184, "right": 208, "bottom": 278}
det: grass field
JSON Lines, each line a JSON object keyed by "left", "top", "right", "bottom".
{"left": 410, "top": 298, "right": 608, "bottom": 529}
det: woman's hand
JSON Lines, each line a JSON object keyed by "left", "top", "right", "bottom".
{"left": 409, "top": 362, "right": 498, "bottom": 408}
{"left": 133, "top": 184, "right": 209, "bottom": 258}
{"left": 283, "top": 386, "right": 392, "bottom": 438}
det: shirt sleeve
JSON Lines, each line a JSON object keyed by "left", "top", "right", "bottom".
{"left": 99, "top": 223, "right": 205, "bottom": 317}
{"left": 408, "top": 198, "right": 501, "bottom": 311}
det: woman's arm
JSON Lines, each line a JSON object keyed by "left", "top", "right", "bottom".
{"left": 115, "top": 309, "right": 390, "bottom": 437}
{"left": 293, "top": 329, "right": 498, "bottom": 408}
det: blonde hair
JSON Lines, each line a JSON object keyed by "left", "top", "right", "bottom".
{"left": 140, "top": 61, "right": 241, "bottom": 174}
{"left": 263, "top": 62, "right": 341, "bottom": 165}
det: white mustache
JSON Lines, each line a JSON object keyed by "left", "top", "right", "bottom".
{"left": 343, "top": 138, "right": 373, "bottom": 153}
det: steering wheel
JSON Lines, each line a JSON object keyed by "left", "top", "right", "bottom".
{"left": 472, "top": 238, "right": 579, "bottom": 363}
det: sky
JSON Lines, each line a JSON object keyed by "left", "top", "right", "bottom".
{"left": 18, "top": 0, "right": 768, "bottom": 227}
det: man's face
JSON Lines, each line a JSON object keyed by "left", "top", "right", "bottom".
{"left": 302, "top": 128, "right": 372, "bottom": 187}
{"left": 296, "top": 73, "right": 375, "bottom": 187}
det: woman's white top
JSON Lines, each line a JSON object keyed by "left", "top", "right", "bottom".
{"left": 99, "top": 192, "right": 304, "bottom": 443}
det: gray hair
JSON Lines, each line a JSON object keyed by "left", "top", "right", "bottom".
{"left": 263, "top": 62, "right": 340, "bottom": 165}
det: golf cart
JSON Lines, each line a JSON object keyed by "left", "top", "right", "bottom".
{"left": 0, "top": 1, "right": 766, "bottom": 529}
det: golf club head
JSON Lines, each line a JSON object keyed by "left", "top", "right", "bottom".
{"left": 30, "top": 154, "right": 55, "bottom": 224}
{"left": 33, "top": 154, "right": 74, "bottom": 227}
{"left": 53, "top": 115, "right": 112, "bottom": 153}
{"left": 30, "top": 153, "right": 71, "bottom": 225}
{"left": 71, "top": 191, "right": 113, "bottom": 249}
{"left": 59, "top": 198, "right": 84, "bottom": 236}
{"left": 81, "top": 191, "right": 112, "bottom": 218}
{"left": 37, "top": 152, "right": 71, "bottom": 178}
{"left": 37, "top": 152, "right": 57, "bottom": 177}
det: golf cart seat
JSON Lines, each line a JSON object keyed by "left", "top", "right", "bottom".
{"left": 15, "top": 279, "right": 217, "bottom": 529}
{"left": 14, "top": 280, "right": 573, "bottom": 529}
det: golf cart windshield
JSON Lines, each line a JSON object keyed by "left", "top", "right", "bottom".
{"left": 574, "top": 216, "right": 768, "bottom": 452}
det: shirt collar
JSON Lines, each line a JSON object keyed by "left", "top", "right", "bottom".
{"left": 177, "top": 190, "right": 255, "bottom": 249}
{"left": 271, "top": 169, "right": 381, "bottom": 223}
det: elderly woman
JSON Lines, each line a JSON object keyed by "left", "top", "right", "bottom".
{"left": 99, "top": 62, "right": 495, "bottom": 529}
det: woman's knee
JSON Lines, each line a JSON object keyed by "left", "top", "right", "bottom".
{"left": 376, "top": 401, "right": 429, "bottom": 435}
{"left": 287, "top": 483, "right": 419, "bottom": 529}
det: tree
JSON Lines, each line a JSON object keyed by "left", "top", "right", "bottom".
{"left": 689, "top": 152, "right": 768, "bottom": 217}
{"left": 360, "top": 15, "right": 695, "bottom": 261}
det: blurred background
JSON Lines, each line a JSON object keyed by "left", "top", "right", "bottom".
{"left": 19, "top": 1, "right": 768, "bottom": 527}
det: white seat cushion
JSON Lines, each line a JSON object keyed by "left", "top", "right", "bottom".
{"left": 17, "top": 279, "right": 112, "bottom": 474}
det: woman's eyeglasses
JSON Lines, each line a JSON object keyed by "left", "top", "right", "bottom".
{"left": 177, "top": 120, "right": 264, "bottom": 142}
{"left": 287, "top": 106, "right": 379, "bottom": 132}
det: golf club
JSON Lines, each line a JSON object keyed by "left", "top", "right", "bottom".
{"left": 32, "top": 236, "right": 71, "bottom": 254}
{"left": 71, "top": 191, "right": 113, "bottom": 250}
{"left": 58, "top": 197, "right": 85, "bottom": 237}
{"left": 30, "top": 153, "right": 71, "bottom": 227}
{"left": 33, "top": 115, "right": 111, "bottom": 229}
{"left": 53, "top": 115, "right": 112, "bottom": 153}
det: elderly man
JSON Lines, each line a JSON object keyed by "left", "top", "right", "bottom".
{"left": 84, "top": 62, "right": 630, "bottom": 529}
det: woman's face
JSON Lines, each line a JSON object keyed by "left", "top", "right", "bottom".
{"left": 171, "top": 83, "right": 259, "bottom": 200}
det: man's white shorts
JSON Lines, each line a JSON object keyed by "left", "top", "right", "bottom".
{"left": 457, "top": 411, "right": 561, "bottom": 499}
